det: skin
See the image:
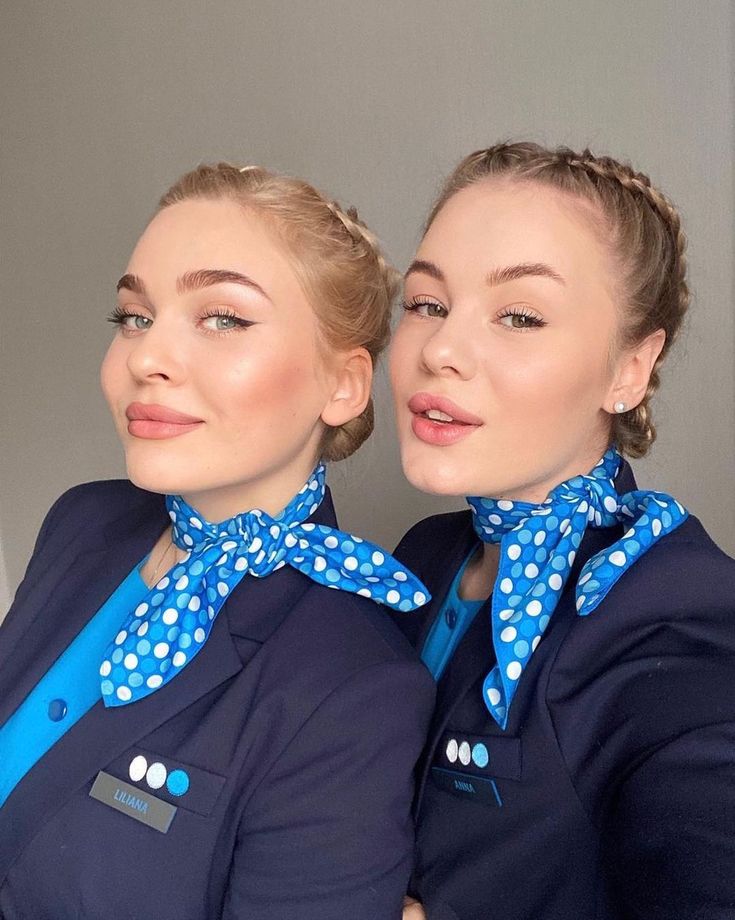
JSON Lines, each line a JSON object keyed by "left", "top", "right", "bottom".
{"left": 101, "top": 198, "right": 371, "bottom": 585}
{"left": 390, "top": 178, "right": 664, "bottom": 605}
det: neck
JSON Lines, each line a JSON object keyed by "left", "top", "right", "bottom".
{"left": 180, "top": 457, "right": 321, "bottom": 523}
{"left": 481, "top": 443, "right": 613, "bottom": 506}
{"left": 459, "top": 543, "right": 500, "bottom": 601}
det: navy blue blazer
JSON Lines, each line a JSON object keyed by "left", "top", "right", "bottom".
{"left": 0, "top": 480, "right": 435, "bottom": 919}
{"left": 392, "top": 466, "right": 735, "bottom": 920}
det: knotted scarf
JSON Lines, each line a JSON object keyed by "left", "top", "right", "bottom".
{"left": 101, "top": 464, "right": 429, "bottom": 706}
{"left": 467, "top": 449, "right": 687, "bottom": 729}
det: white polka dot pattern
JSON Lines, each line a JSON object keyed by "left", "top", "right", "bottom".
{"left": 100, "top": 463, "right": 430, "bottom": 707}
{"left": 468, "top": 448, "right": 688, "bottom": 730}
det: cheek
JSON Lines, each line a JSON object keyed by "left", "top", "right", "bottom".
{"left": 491, "top": 336, "right": 611, "bottom": 414}
{"left": 100, "top": 340, "right": 128, "bottom": 406}
{"left": 210, "top": 343, "right": 324, "bottom": 424}
{"left": 389, "top": 324, "right": 419, "bottom": 390}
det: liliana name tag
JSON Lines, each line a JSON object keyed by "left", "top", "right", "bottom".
{"left": 89, "top": 771, "right": 177, "bottom": 833}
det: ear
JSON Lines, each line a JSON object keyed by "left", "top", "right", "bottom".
{"left": 320, "top": 347, "right": 373, "bottom": 428}
{"left": 606, "top": 329, "right": 666, "bottom": 413}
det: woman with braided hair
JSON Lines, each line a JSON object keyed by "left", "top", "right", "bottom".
{"left": 391, "top": 142, "right": 735, "bottom": 919}
{"left": 0, "top": 163, "right": 435, "bottom": 918}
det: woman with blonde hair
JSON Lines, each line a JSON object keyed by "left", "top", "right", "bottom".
{"left": 391, "top": 142, "right": 735, "bottom": 919}
{"left": 0, "top": 163, "right": 434, "bottom": 918}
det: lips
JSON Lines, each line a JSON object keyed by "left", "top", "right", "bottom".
{"left": 407, "top": 392, "right": 482, "bottom": 446}
{"left": 125, "top": 402, "right": 204, "bottom": 440}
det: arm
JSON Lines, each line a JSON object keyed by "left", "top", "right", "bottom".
{"left": 222, "top": 658, "right": 435, "bottom": 920}
{"left": 604, "top": 722, "right": 735, "bottom": 919}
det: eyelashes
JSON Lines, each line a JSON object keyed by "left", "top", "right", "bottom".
{"left": 106, "top": 306, "right": 255, "bottom": 336}
{"left": 107, "top": 306, "right": 151, "bottom": 332}
{"left": 400, "top": 297, "right": 547, "bottom": 331}
{"left": 400, "top": 296, "right": 448, "bottom": 318}
{"left": 496, "top": 307, "right": 546, "bottom": 330}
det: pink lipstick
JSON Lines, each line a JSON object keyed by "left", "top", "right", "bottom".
{"left": 407, "top": 392, "right": 482, "bottom": 446}
{"left": 125, "top": 402, "right": 204, "bottom": 440}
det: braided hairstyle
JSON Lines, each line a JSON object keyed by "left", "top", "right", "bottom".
{"left": 426, "top": 142, "right": 689, "bottom": 458}
{"left": 159, "top": 163, "right": 400, "bottom": 461}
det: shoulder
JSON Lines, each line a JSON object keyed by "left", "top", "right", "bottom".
{"left": 36, "top": 479, "right": 163, "bottom": 544}
{"left": 246, "top": 568, "right": 435, "bottom": 730}
{"left": 280, "top": 579, "right": 433, "bottom": 679}
{"left": 582, "top": 512, "right": 735, "bottom": 630}
{"left": 22, "top": 480, "right": 164, "bottom": 582}
{"left": 48, "top": 479, "right": 162, "bottom": 523}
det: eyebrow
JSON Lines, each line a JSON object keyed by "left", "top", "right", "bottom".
{"left": 486, "top": 262, "right": 565, "bottom": 287}
{"left": 404, "top": 259, "right": 565, "bottom": 287}
{"left": 404, "top": 260, "right": 445, "bottom": 282}
{"left": 116, "top": 269, "right": 272, "bottom": 301}
{"left": 116, "top": 273, "right": 146, "bottom": 295}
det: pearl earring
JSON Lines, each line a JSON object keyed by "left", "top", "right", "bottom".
{"left": 614, "top": 401, "right": 627, "bottom": 414}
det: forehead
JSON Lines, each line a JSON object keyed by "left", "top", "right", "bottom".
{"left": 127, "top": 198, "right": 304, "bottom": 300}
{"left": 419, "top": 179, "right": 611, "bottom": 287}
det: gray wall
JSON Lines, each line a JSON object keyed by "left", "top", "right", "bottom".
{"left": 2, "top": 0, "right": 734, "bottom": 613}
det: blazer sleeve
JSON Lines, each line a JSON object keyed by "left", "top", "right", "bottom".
{"left": 221, "top": 657, "right": 435, "bottom": 920}
{"left": 604, "top": 721, "right": 735, "bottom": 918}
{"left": 549, "top": 532, "right": 735, "bottom": 919}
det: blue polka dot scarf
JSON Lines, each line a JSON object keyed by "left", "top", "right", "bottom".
{"left": 467, "top": 449, "right": 687, "bottom": 730}
{"left": 101, "top": 463, "right": 430, "bottom": 706}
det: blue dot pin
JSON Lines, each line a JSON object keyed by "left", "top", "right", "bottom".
{"left": 471, "top": 743, "right": 489, "bottom": 769}
{"left": 166, "top": 769, "right": 190, "bottom": 797}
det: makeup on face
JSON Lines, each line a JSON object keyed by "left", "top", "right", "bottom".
{"left": 124, "top": 402, "right": 204, "bottom": 440}
{"left": 101, "top": 198, "right": 338, "bottom": 520}
{"left": 390, "top": 180, "right": 620, "bottom": 503}
{"left": 408, "top": 392, "right": 483, "bottom": 446}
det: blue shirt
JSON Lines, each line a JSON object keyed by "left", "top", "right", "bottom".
{"left": 421, "top": 550, "right": 486, "bottom": 681}
{"left": 0, "top": 564, "right": 149, "bottom": 807}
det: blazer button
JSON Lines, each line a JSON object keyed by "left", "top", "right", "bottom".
{"left": 445, "top": 607, "right": 458, "bottom": 629}
{"left": 47, "top": 698, "right": 68, "bottom": 722}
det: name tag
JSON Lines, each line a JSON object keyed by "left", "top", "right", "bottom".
{"left": 89, "top": 771, "right": 177, "bottom": 834}
{"left": 431, "top": 766, "right": 503, "bottom": 807}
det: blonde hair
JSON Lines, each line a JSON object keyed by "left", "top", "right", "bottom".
{"left": 158, "top": 163, "right": 400, "bottom": 461}
{"left": 426, "top": 142, "right": 689, "bottom": 458}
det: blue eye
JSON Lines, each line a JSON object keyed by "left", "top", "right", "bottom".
{"left": 200, "top": 310, "right": 255, "bottom": 333}
{"left": 401, "top": 297, "right": 448, "bottom": 318}
{"left": 107, "top": 308, "right": 152, "bottom": 331}
{"left": 202, "top": 315, "right": 238, "bottom": 332}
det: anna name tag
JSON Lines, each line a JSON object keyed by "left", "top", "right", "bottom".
{"left": 89, "top": 771, "right": 177, "bottom": 833}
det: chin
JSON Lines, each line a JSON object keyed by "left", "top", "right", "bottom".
{"left": 400, "top": 448, "right": 469, "bottom": 497}
{"left": 123, "top": 451, "right": 192, "bottom": 497}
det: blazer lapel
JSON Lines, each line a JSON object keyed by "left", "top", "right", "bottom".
{"left": 415, "top": 598, "right": 493, "bottom": 810}
{"left": 0, "top": 484, "right": 343, "bottom": 879}
{"left": 0, "top": 498, "right": 245, "bottom": 876}
{"left": 0, "top": 598, "right": 245, "bottom": 879}
{"left": 413, "top": 462, "right": 638, "bottom": 811}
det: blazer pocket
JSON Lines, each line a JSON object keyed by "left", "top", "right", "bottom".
{"left": 104, "top": 746, "right": 227, "bottom": 817}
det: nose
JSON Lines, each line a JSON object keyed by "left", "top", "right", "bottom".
{"left": 125, "top": 317, "right": 185, "bottom": 385}
{"left": 419, "top": 310, "right": 476, "bottom": 380}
